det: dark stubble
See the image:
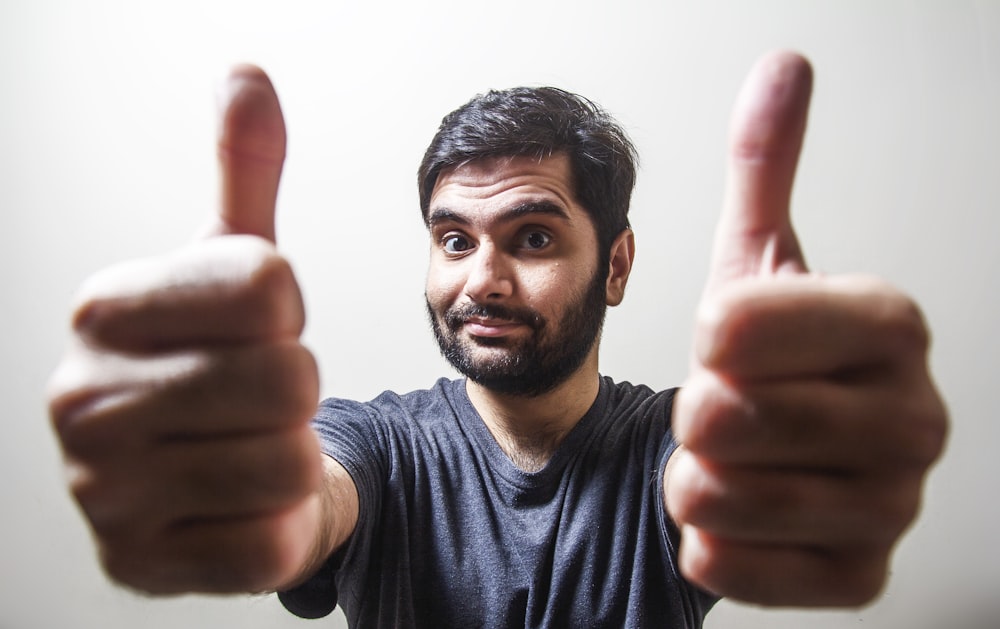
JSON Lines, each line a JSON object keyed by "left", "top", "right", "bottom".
{"left": 427, "top": 268, "right": 607, "bottom": 397}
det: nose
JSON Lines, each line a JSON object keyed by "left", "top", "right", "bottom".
{"left": 463, "top": 243, "right": 513, "bottom": 302}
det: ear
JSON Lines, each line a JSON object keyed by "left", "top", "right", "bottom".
{"left": 605, "top": 228, "right": 635, "bottom": 307}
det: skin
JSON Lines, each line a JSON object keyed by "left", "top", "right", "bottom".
{"left": 46, "top": 52, "right": 947, "bottom": 607}
{"left": 664, "top": 52, "right": 947, "bottom": 605}
{"left": 48, "top": 67, "right": 349, "bottom": 594}
{"left": 424, "top": 153, "right": 634, "bottom": 471}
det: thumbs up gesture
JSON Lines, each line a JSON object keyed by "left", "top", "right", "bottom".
{"left": 665, "top": 52, "right": 948, "bottom": 606}
{"left": 47, "top": 67, "right": 325, "bottom": 594}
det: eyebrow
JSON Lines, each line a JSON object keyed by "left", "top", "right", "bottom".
{"left": 427, "top": 201, "right": 571, "bottom": 228}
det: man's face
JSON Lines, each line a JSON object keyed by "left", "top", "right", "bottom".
{"left": 424, "top": 154, "right": 608, "bottom": 397}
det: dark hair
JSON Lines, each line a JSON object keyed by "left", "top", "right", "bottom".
{"left": 417, "top": 87, "right": 638, "bottom": 270}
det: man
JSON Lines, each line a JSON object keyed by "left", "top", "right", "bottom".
{"left": 47, "top": 51, "right": 947, "bottom": 627}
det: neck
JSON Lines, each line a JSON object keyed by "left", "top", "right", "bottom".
{"left": 466, "top": 349, "right": 601, "bottom": 473}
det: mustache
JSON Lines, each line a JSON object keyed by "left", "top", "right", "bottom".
{"left": 444, "top": 303, "right": 545, "bottom": 332}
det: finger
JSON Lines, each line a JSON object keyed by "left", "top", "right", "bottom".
{"left": 153, "top": 425, "right": 322, "bottom": 521}
{"left": 68, "top": 236, "right": 305, "bottom": 352}
{"left": 666, "top": 452, "right": 920, "bottom": 547}
{"left": 673, "top": 369, "right": 946, "bottom": 470}
{"left": 100, "top": 499, "right": 321, "bottom": 594}
{"left": 67, "top": 424, "right": 320, "bottom": 539}
{"left": 707, "top": 50, "right": 812, "bottom": 293}
{"left": 213, "top": 64, "right": 286, "bottom": 243}
{"left": 694, "top": 274, "right": 929, "bottom": 380}
{"left": 677, "top": 526, "right": 890, "bottom": 607}
{"left": 50, "top": 340, "right": 319, "bottom": 455}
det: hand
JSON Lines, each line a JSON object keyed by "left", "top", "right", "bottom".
{"left": 664, "top": 51, "right": 948, "bottom": 606}
{"left": 47, "top": 67, "right": 324, "bottom": 594}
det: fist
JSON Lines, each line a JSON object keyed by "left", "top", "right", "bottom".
{"left": 46, "top": 67, "right": 324, "bottom": 594}
{"left": 665, "top": 52, "right": 948, "bottom": 606}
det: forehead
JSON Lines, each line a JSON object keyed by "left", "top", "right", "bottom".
{"left": 428, "top": 154, "right": 583, "bottom": 222}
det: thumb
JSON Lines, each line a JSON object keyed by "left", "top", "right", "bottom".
{"left": 705, "top": 50, "right": 812, "bottom": 295}
{"left": 210, "top": 64, "right": 286, "bottom": 243}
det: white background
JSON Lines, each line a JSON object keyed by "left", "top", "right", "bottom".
{"left": 2, "top": 1, "right": 998, "bottom": 627}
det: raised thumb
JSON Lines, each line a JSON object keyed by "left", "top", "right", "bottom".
{"left": 211, "top": 64, "right": 286, "bottom": 243}
{"left": 706, "top": 50, "right": 812, "bottom": 294}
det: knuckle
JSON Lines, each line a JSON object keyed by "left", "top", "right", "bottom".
{"left": 243, "top": 428, "right": 322, "bottom": 505}
{"left": 694, "top": 280, "right": 773, "bottom": 371}
{"left": 670, "top": 386, "right": 697, "bottom": 445}
{"left": 675, "top": 372, "right": 756, "bottom": 460}
{"left": 207, "top": 514, "right": 310, "bottom": 593}
{"left": 854, "top": 275, "right": 930, "bottom": 353}
{"left": 70, "top": 267, "right": 122, "bottom": 334}
{"left": 883, "top": 296, "right": 930, "bottom": 354}
{"left": 46, "top": 360, "right": 152, "bottom": 459}
{"left": 883, "top": 383, "right": 949, "bottom": 469}
{"left": 243, "top": 524, "right": 304, "bottom": 592}
{"left": 666, "top": 454, "right": 720, "bottom": 527}
{"left": 48, "top": 386, "right": 111, "bottom": 457}
{"left": 70, "top": 292, "right": 106, "bottom": 338}
{"left": 845, "top": 477, "right": 920, "bottom": 545}
{"left": 677, "top": 529, "right": 748, "bottom": 601}
{"left": 880, "top": 488, "right": 921, "bottom": 539}
{"left": 47, "top": 344, "right": 112, "bottom": 441}
{"left": 68, "top": 257, "right": 162, "bottom": 343}
{"left": 100, "top": 545, "right": 147, "bottom": 590}
{"left": 826, "top": 550, "right": 891, "bottom": 606}
{"left": 71, "top": 464, "right": 158, "bottom": 546}
{"left": 239, "top": 249, "right": 304, "bottom": 338}
{"left": 99, "top": 542, "right": 179, "bottom": 595}
{"left": 259, "top": 342, "right": 320, "bottom": 422}
{"left": 693, "top": 292, "right": 742, "bottom": 368}
{"left": 88, "top": 509, "right": 150, "bottom": 548}
{"left": 673, "top": 377, "right": 707, "bottom": 447}
{"left": 47, "top": 369, "right": 88, "bottom": 442}
{"left": 904, "top": 404, "right": 949, "bottom": 467}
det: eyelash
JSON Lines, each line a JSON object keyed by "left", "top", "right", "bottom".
{"left": 438, "top": 229, "right": 553, "bottom": 255}
{"left": 520, "top": 230, "right": 551, "bottom": 249}
{"left": 442, "top": 234, "right": 473, "bottom": 254}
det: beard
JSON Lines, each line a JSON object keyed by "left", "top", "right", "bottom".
{"left": 427, "top": 268, "right": 608, "bottom": 397}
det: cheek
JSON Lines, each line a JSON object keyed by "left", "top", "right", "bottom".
{"left": 542, "top": 260, "right": 581, "bottom": 290}
{"left": 425, "top": 265, "right": 463, "bottom": 310}
{"left": 536, "top": 260, "right": 597, "bottom": 314}
{"left": 520, "top": 263, "right": 568, "bottom": 309}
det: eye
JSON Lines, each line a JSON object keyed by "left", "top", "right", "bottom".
{"left": 521, "top": 230, "right": 551, "bottom": 250}
{"left": 443, "top": 234, "right": 473, "bottom": 254}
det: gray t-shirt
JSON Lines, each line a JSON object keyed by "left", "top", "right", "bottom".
{"left": 279, "top": 376, "right": 715, "bottom": 627}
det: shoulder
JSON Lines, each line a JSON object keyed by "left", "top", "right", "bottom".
{"left": 311, "top": 378, "right": 471, "bottom": 453}
{"left": 600, "top": 376, "right": 677, "bottom": 422}
{"left": 317, "top": 377, "right": 464, "bottom": 421}
{"left": 574, "top": 376, "right": 680, "bottom": 462}
{"left": 310, "top": 378, "right": 469, "bottom": 481}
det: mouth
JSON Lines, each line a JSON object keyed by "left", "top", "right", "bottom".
{"left": 441, "top": 303, "right": 544, "bottom": 342}
{"left": 463, "top": 317, "right": 523, "bottom": 338}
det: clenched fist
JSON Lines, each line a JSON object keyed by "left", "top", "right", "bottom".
{"left": 47, "top": 67, "right": 326, "bottom": 595}
{"left": 665, "top": 52, "right": 948, "bottom": 606}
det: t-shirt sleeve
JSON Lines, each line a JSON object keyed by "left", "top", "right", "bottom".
{"left": 655, "top": 395, "right": 720, "bottom": 623}
{"left": 277, "top": 397, "right": 389, "bottom": 619}
{"left": 276, "top": 552, "right": 340, "bottom": 619}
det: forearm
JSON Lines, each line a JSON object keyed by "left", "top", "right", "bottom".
{"left": 278, "top": 454, "right": 359, "bottom": 591}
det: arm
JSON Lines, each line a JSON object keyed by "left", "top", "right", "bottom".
{"left": 47, "top": 66, "right": 356, "bottom": 595}
{"left": 663, "top": 51, "right": 947, "bottom": 606}
{"left": 280, "top": 455, "right": 360, "bottom": 591}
